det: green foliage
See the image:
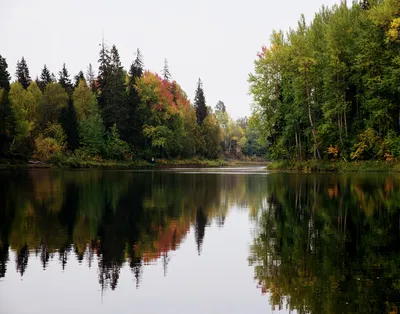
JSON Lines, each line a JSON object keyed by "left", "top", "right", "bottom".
{"left": 33, "top": 122, "right": 66, "bottom": 161}
{"left": 0, "top": 44, "right": 258, "bottom": 163}
{"left": 104, "top": 124, "right": 131, "bottom": 160}
{"left": 249, "top": 0, "right": 400, "bottom": 162}
{"left": 8, "top": 82, "right": 31, "bottom": 150}
{"left": 78, "top": 101, "right": 105, "bottom": 156}
{"left": 42, "top": 83, "right": 68, "bottom": 125}
{"left": 202, "top": 114, "right": 221, "bottom": 159}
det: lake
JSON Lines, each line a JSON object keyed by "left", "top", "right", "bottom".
{"left": 0, "top": 169, "right": 399, "bottom": 314}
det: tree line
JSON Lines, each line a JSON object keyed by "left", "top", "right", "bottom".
{"left": 0, "top": 45, "right": 265, "bottom": 163}
{"left": 249, "top": 0, "right": 400, "bottom": 161}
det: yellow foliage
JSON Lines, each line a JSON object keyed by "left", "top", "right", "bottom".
{"left": 327, "top": 144, "right": 339, "bottom": 160}
{"left": 33, "top": 136, "right": 65, "bottom": 161}
{"left": 388, "top": 18, "right": 400, "bottom": 41}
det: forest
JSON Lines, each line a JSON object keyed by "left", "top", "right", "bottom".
{"left": 249, "top": 0, "right": 400, "bottom": 162}
{"left": 0, "top": 46, "right": 265, "bottom": 166}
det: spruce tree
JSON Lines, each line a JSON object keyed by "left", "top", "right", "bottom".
{"left": 162, "top": 58, "right": 171, "bottom": 81}
{"left": 126, "top": 49, "right": 145, "bottom": 146}
{"left": 0, "top": 56, "right": 12, "bottom": 156}
{"left": 58, "top": 63, "right": 73, "bottom": 95}
{"left": 39, "top": 65, "right": 52, "bottom": 91}
{"left": 15, "top": 57, "right": 30, "bottom": 89}
{"left": 74, "top": 71, "right": 85, "bottom": 87}
{"left": 194, "top": 78, "right": 207, "bottom": 125}
{"left": 0, "top": 55, "right": 10, "bottom": 91}
{"left": 86, "top": 63, "right": 96, "bottom": 92}
{"left": 97, "top": 42, "right": 111, "bottom": 91}
{"left": 98, "top": 44, "right": 128, "bottom": 137}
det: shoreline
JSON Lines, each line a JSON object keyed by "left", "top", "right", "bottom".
{"left": 0, "top": 159, "right": 268, "bottom": 170}
{"left": 267, "top": 160, "right": 400, "bottom": 173}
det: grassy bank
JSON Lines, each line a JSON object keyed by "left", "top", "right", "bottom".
{"left": 0, "top": 157, "right": 244, "bottom": 169}
{"left": 267, "top": 160, "right": 400, "bottom": 173}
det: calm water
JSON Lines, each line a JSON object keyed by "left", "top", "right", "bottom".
{"left": 0, "top": 169, "right": 400, "bottom": 314}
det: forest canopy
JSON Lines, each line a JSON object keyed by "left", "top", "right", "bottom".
{"left": 249, "top": 0, "right": 400, "bottom": 161}
{"left": 0, "top": 46, "right": 265, "bottom": 164}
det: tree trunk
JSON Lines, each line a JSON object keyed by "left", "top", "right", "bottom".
{"left": 299, "top": 131, "right": 303, "bottom": 162}
{"left": 305, "top": 64, "right": 320, "bottom": 160}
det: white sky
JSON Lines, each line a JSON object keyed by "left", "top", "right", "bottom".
{"left": 2, "top": 0, "right": 339, "bottom": 118}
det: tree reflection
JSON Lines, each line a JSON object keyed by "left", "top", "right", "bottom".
{"left": 0, "top": 170, "right": 262, "bottom": 290}
{"left": 249, "top": 174, "right": 400, "bottom": 314}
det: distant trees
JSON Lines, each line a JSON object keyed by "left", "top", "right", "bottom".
{"left": 0, "top": 44, "right": 260, "bottom": 162}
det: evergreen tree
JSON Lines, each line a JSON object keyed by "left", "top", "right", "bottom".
{"left": 98, "top": 44, "right": 128, "bottom": 138}
{"left": 130, "top": 49, "right": 144, "bottom": 78}
{"left": 194, "top": 78, "right": 207, "bottom": 125}
{"left": 58, "top": 63, "right": 73, "bottom": 95}
{"left": 97, "top": 42, "right": 111, "bottom": 91}
{"left": 86, "top": 63, "right": 96, "bottom": 92}
{"left": 126, "top": 49, "right": 144, "bottom": 147}
{"left": 162, "top": 58, "right": 171, "bottom": 81}
{"left": 0, "top": 55, "right": 10, "bottom": 91}
{"left": 15, "top": 57, "right": 30, "bottom": 90}
{"left": 74, "top": 71, "right": 85, "bottom": 87}
{"left": 0, "top": 55, "right": 12, "bottom": 156}
{"left": 39, "top": 65, "right": 53, "bottom": 91}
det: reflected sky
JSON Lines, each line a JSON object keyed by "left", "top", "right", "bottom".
{"left": 1, "top": 207, "right": 285, "bottom": 314}
{"left": 2, "top": 170, "right": 400, "bottom": 313}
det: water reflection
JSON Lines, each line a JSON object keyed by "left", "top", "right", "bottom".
{"left": 249, "top": 174, "right": 400, "bottom": 314}
{"left": 0, "top": 170, "right": 266, "bottom": 291}
{"left": 2, "top": 170, "right": 400, "bottom": 313}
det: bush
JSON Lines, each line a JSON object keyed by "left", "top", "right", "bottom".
{"left": 104, "top": 124, "right": 132, "bottom": 160}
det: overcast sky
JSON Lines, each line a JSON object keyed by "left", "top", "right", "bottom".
{"left": 2, "top": 0, "right": 339, "bottom": 118}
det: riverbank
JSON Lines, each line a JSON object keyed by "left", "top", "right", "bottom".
{"left": 267, "top": 160, "right": 400, "bottom": 173}
{"left": 0, "top": 157, "right": 267, "bottom": 170}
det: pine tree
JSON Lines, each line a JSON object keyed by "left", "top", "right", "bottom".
{"left": 162, "top": 58, "right": 171, "bottom": 81}
{"left": 0, "top": 55, "right": 10, "bottom": 91}
{"left": 194, "top": 78, "right": 207, "bottom": 125}
{"left": 74, "top": 71, "right": 85, "bottom": 87}
{"left": 126, "top": 49, "right": 145, "bottom": 146}
{"left": 98, "top": 44, "right": 128, "bottom": 137}
{"left": 130, "top": 49, "right": 144, "bottom": 78}
{"left": 58, "top": 63, "right": 73, "bottom": 95}
{"left": 39, "top": 65, "right": 52, "bottom": 91}
{"left": 0, "top": 55, "right": 12, "bottom": 156}
{"left": 15, "top": 57, "right": 30, "bottom": 90}
{"left": 86, "top": 63, "right": 96, "bottom": 92}
{"left": 97, "top": 42, "right": 111, "bottom": 91}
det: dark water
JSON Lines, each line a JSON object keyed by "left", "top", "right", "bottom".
{"left": 1, "top": 169, "right": 400, "bottom": 314}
